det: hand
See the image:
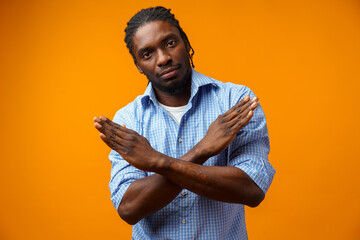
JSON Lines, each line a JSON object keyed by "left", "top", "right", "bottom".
{"left": 197, "top": 95, "right": 258, "bottom": 157}
{"left": 94, "top": 116, "right": 160, "bottom": 171}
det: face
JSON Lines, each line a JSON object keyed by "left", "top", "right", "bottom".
{"left": 132, "top": 21, "right": 191, "bottom": 95}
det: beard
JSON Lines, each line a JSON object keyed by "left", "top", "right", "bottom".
{"left": 146, "top": 68, "right": 191, "bottom": 96}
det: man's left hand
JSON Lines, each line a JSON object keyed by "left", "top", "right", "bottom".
{"left": 94, "top": 116, "right": 160, "bottom": 171}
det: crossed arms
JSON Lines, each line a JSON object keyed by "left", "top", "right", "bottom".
{"left": 94, "top": 96, "right": 264, "bottom": 225}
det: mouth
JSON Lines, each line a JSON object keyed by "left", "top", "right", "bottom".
{"left": 159, "top": 65, "right": 180, "bottom": 79}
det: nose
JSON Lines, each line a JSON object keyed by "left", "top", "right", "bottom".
{"left": 157, "top": 49, "right": 172, "bottom": 67}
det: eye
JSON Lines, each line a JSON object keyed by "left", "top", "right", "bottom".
{"left": 167, "top": 40, "right": 176, "bottom": 47}
{"left": 142, "top": 52, "right": 151, "bottom": 59}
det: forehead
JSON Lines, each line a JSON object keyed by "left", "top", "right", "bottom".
{"left": 132, "top": 21, "right": 181, "bottom": 52}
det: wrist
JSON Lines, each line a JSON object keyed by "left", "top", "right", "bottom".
{"left": 153, "top": 152, "right": 172, "bottom": 172}
{"left": 191, "top": 141, "right": 212, "bottom": 164}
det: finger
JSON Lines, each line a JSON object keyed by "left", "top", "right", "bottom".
{"left": 100, "top": 133, "right": 128, "bottom": 153}
{"left": 227, "top": 99, "right": 258, "bottom": 131}
{"left": 221, "top": 96, "right": 250, "bottom": 122}
{"left": 251, "top": 96, "right": 259, "bottom": 103}
{"left": 231, "top": 110, "right": 254, "bottom": 132}
{"left": 108, "top": 130, "right": 129, "bottom": 146}
{"left": 237, "top": 97, "right": 258, "bottom": 114}
{"left": 248, "top": 100, "right": 258, "bottom": 111}
{"left": 223, "top": 97, "right": 253, "bottom": 122}
{"left": 99, "top": 120, "right": 138, "bottom": 142}
{"left": 101, "top": 135, "right": 119, "bottom": 150}
{"left": 100, "top": 132, "right": 116, "bottom": 149}
{"left": 101, "top": 116, "right": 130, "bottom": 132}
{"left": 112, "top": 127, "right": 139, "bottom": 141}
{"left": 233, "top": 101, "right": 257, "bottom": 124}
{"left": 100, "top": 116, "right": 134, "bottom": 135}
{"left": 227, "top": 96, "right": 250, "bottom": 113}
{"left": 101, "top": 123, "right": 130, "bottom": 141}
{"left": 101, "top": 116, "right": 121, "bottom": 128}
{"left": 98, "top": 116, "right": 126, "bottom": 135}
{"left": 94, "top": 116, "right": 103, "bottom": 123}
{"left": 94, "top": 122, "right": 104, "bottom": 131}
{"left": 225, "top": 109, "right": 249, "bottom": 130}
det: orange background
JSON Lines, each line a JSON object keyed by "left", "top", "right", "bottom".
{"left": 1, "top": 0, "right": 359, "bottom": 239}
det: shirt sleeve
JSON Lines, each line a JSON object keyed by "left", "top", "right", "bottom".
{"left": 108, "top": 107, "right": 147, "bottom": 210}
{"left": 227, "top": 87, "right": 275, "bottom": 194}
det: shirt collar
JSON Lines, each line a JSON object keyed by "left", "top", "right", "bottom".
{"left": 141, "top": 68, "right": 218, "bottom": 107}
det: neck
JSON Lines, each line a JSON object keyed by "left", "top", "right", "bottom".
{"left": 154, "top": 72, "right": 192, "bottom": 107}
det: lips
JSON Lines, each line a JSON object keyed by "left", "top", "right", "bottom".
{"left": 159, "top": 65, "right": 180, "bottom": 79}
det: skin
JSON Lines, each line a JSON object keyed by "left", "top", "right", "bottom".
{"left": 133, "top": 21, "right": 192, "bottom": 106}
{"left": 94, "top": 21, "right": 264, "bottom": 225}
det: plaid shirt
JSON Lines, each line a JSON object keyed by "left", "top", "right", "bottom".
{"left": 109, "top": 69, "right": 275, "bottom": 239}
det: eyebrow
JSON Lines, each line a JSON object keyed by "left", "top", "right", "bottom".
{"left": 161, "top": 33, "right": 178, "bottom": 44}
{"left": 137, "top": 33, "right": 179, "bottom": 56}
{"left": 137, "top": 47, "right": 152, "bottom": 56}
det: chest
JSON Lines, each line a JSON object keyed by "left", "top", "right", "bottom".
{"left": 140, "top": 97, "right": 227, "bottom": 165}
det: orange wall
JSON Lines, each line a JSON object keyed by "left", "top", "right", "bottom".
{"left": 1, "top": 0, "right": 359, "bottom": 239}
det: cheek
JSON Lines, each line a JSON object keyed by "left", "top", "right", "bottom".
{"left": 175, "top": 47, "right": 189, "bottom": 61}
{"left": 139, "top": 61, "right": 156, "bottom": 74}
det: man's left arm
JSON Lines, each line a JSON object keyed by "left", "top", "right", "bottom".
{"left": 95, "top": 103, "right": 274, "bottom": 207}
{"left": 145, "top": 101, "right": 274, "bottom": 206}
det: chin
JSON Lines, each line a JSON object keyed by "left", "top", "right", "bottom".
{"left": 155, "top": 75, "right": 189, "bottom": 95}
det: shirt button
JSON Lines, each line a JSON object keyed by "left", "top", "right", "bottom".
{"left": 178, "top": 138, "right": 183, "bottom": 143}
{"left": 182, "top": 219, "right": 186, "bottom": 224}
{"left": 181, "top": 190, "right": 187, "bottom": 196}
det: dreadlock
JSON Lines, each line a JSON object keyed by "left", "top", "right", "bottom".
{"left": 124, "top": 6, "right": 195, "bottom": 68}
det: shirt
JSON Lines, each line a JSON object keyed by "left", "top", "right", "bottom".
{"left": 157, "top": 102, "right": 187, "bottom": 125}
{"left": 109, "top": 69, "right": 276, "bottom": 239}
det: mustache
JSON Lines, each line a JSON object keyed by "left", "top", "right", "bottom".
{"left": 158, "top": 65, "right": 180, "bottom": 77}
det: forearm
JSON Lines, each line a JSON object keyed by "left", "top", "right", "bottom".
{"left": 118, "top": 143, "right": 209, "bottom": 225}
{"left": 118, "top": 173, "right": 181, "bottom": 225}
{"left": 155, "top": 155, "right": 265, "bottom": 207}
{"left": 95, "top": 96, "right": 259, "bottom": 224}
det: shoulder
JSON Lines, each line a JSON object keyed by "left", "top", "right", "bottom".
{"left": 219, "top": 82, "right": 255, "bottom": 104}
{"left": 112, "top": 94, "right": 148, "bottom": 131}
{"left": 197, "top": 71, "right": 256, "bottom": 108}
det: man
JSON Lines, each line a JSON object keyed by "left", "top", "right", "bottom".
{"left": 94, "top": 6, "right": 275, "bottom": 239}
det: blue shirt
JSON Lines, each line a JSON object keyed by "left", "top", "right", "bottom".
{"left": 109, "top": 69, "right": 275, "bottom": 239}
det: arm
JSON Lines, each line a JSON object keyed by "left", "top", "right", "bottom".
{"left": 155, "top": 156, "right": 264, "bottom": 206}
{"left": 95, "top": 96, "right": 259, "bottom": 224}
{"left": 113, "top": 144, "right": 205, "bottom": 225}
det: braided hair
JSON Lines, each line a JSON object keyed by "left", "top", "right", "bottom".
{"left": 124, "top": 6, "right": 195, "bottom": 68}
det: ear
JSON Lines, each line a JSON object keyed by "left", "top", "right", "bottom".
{"left": 183, "top": 37, "right": 190, "bottom": 53}
{"left": 134, "top": 60, "right": 144, "bottom": 74}
{"left": 186, "top": 42, "right": 190, "bottom": 53}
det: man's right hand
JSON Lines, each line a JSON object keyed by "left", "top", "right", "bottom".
{"left": 197, "top": 95, "right": 259, "bottom": 158}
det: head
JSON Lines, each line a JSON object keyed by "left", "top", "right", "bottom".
{"left": 124, "top": 6, "right": 195, "bottom": 68}
{"left": 124, "top": 7, "right": 194, "bottom": 96}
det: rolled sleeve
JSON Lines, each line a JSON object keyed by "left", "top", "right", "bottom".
{"left": 230, "top": 140, "right": 275, "bottom": 194}
{"left": 109, "top": 150, "right": 147, "bottom": 210}
{"left": 228, "top": 100, "right": 275, "bottom": 194}
{"left": 108, "top": 106, "right": 147, "bottom": 210}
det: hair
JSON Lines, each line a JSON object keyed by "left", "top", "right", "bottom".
{"left": 124, "top": 6, "right": 195, "bottom": 68}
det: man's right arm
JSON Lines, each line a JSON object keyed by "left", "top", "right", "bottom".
{"left": 117, "top": 142, "right": 207, "bottom": 225}
{"left": 96, "top": 96, "right": 258, "bottom": 225}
